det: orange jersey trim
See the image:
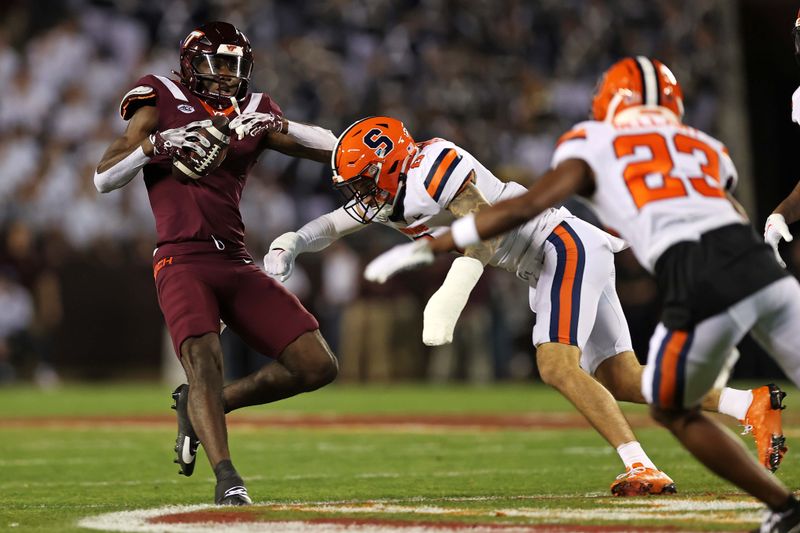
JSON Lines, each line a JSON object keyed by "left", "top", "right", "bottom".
{"left": 556, "top": 128, "right": 587, "bottom": 147}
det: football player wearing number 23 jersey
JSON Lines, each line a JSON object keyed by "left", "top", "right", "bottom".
{"left": 368, "top": 57, "right": 800, "bottom": 531}
{"left": 93, "top": 22, "right": 340, "bottom": 505}
{"left": 269, "top": 103, "right": 783, "bottom": 495}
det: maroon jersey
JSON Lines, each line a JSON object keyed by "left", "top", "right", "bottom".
{"left": 119, "top": 74, "right": 282, "bottom": 248}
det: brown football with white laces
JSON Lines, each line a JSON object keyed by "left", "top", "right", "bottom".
{"left": 172, "top": 115, "right": 230, "bottom": 180}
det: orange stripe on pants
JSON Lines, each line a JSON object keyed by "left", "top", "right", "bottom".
{"left": 658, "top": 331, "right": 689, "bottom": 408}
{"left": 552, "top": 225, "right": 579, "bottom": 344}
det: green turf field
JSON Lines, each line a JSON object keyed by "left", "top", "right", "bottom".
{"left": 0, "top": 382, "right": 796, "bottom": 531}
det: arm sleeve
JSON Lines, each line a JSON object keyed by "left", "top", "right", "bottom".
{"left": 293, "top": 207, "right": 367, "bottom": 253}
{"left": 93, "top": 146, "right": 150, "bottom": 193}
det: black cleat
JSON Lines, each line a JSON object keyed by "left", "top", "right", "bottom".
{"left": 215, "top": 476, "right": 252, "bottom": 506}
{"left": 754, "top": 499, "right": 800, "bottom": 533}
{"left": 171, "top": 384, "right": 199, "bottom": 476}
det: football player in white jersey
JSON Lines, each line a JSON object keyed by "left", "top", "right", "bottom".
{"left": 365, "top": 58, "right": 800, "bottom": 531}
{"left": 265, "top": 115, "right": 774, "bottom": 496}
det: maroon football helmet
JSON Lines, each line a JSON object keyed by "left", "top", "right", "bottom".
{"left": 178, "top": 22, "right": 253, "bottom": 109}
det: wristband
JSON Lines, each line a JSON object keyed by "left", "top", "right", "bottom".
{"left": 451, "top": 213, "right": 481, "bottom": 249}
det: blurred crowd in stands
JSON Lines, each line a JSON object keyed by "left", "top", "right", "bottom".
{"left": 0, "top": 0, "right": 747, "bottom": 384}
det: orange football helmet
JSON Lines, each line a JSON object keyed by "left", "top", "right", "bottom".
{"left": 331, "top": 116, "right": 417, "bottom": 223}
{"left": 591, "top": 56, "right": 684, "bottom": 123}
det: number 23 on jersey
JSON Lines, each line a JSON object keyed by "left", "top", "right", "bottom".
{"left": 613, "top": 132, "right": 725, "bottom": 210}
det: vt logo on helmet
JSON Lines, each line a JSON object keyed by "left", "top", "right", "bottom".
{"left": 178, "top": 21, "right": 254, "bottom": 109}
{"left": 331, "top": 117, "right": 418, "bottom": 223}
{"left": 592, "top": 56, "right": 684, "bottom": 124}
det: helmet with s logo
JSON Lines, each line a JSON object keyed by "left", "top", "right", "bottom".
{"left": 331, "top": 116, "right": 418, "bottom": 223}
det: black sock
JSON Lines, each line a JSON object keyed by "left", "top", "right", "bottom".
{"left": 213, "top": 459, "right": 239, "bottom": 483}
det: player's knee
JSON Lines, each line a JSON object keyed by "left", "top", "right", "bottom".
{"left": 536, "top": 346, "right": 579, "bottom": 388}
{"left": 301, "top": 349, "right": 339, "bottom": 391}
{"left": 180, "top": 333, "right": 223, "bottom": 379}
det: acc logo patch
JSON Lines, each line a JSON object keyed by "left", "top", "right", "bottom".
{"left": 177, "top": 104, "right": 195, "bottom": 114}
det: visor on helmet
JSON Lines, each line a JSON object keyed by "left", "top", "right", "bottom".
{"left": 193, "top": 54, "right": 252, "bottom": 79}
{"left": 334, "top": 164, "right": 392, "bottom": 224}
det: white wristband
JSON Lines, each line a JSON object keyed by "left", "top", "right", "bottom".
{"left": 451, "top": 213, "right": 481, "bottom": 249}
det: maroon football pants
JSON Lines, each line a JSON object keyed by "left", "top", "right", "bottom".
{"left": 153, "top": 242, "right": 319, "bottom": 358}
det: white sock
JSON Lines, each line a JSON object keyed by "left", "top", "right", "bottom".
{"left": 718, "top": 387, "right": 753, "bottom": 420}
{"left": 616, "top": 441, "right": 657, "bottom": 470}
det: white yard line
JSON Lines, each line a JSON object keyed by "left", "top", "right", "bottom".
{"left": 77, "top": 496, "right": 763, "bottom": 533}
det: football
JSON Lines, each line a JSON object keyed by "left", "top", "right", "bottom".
{"left": 172, "top": 115, "right": 230, "bottom": 180}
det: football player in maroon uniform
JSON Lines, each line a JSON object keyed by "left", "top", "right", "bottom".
{"left": 93, "top": 21, "right": 340, "bottom": 505}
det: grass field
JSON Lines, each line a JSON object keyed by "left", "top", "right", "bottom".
{"left": 0, "top": 382, "right": 797, "bottom": 532}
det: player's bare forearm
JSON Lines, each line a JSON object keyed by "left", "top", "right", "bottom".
{"left": 96, "top": 106, "right": 158, "bottom": 172}
{"left": 446, "top": 178, "right": 501, "bottom": 264}
{"left": 430, "top": 158, "right": 594, "bottom": 254}
{"left": 772, "top": 180, "right": 800, "bottom": 224}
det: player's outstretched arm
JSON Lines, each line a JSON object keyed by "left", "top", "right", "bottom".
{"left": 260, "top": 118, "right": 337, "bottom": 163}
{"left": 364, "top": 159, "right": 593, "bottom": 284}
{"left": 264, "top": 207, "right": 367, "bottom": 281}
{"left": 421, "top": 179, "right": 496, "bottom": 346}
{"left": 433, "top": 158, "right": 594, "bottom": 254}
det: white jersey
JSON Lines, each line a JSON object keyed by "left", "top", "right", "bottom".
{"left": 551, "top": 114, "right": 744, "bottom": 272}
{"left": 378, "top": 138, "right": 569, "bottom": 285}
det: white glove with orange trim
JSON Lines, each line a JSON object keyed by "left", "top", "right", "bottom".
{"left": 764, "top": 213, "right": 793, "bottom": 268}
{"left": 422, "top": 256, "right": 484, "bottom": 346}
{"left": 364, "top": 240, "right": 434, "bottom": 283}
{"left": 264, "top": 232, "right": 301, "bottom": 282}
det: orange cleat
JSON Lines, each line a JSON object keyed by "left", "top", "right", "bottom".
{"left": 610, "top": 463, "right": 677, "bottom": 496}
{"left": 741, "top": 383, "right": 787, "bottom": 473}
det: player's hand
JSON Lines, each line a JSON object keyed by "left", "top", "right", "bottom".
{"left": 364, "top": 240, "right": 434, "bottom": 283}
{"left": 150, "top": 119, "right": 213, "bottom": 157}
{"left": 792, "top": 86, "right": 800, "bottom": 124}
{"left": 230, "top": 112, "right": 284, "bottom": 140}
{"left": 264, "top": 232, "right": 301, "bottom": 281}
{"left": 765, "top": 213, "right": 793, "bottom": 268}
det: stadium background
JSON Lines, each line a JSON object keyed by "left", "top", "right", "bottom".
{"left": 0, "top": 0, "right": 797, "bottom": 385}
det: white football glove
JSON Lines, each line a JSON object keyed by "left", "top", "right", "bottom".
{"left": 230, "top": 111, "right": 283, "bottom": 140}
{"left": 264, "top": 232, "right": 302, "bottom": 282}
{"left": 422, "top": 256, "right": 484, "bottom": 346}
{"left": 364, "top": 240, "right": 435, "bottom": 284}
{"left": 150, "top": 119, "right": 213, "bottom": 157}
{"left": 792, "top": 86, "right": 800, "bottom": 125}
{"left": 764, "top": 213, "right": 793, "bottom": 268}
